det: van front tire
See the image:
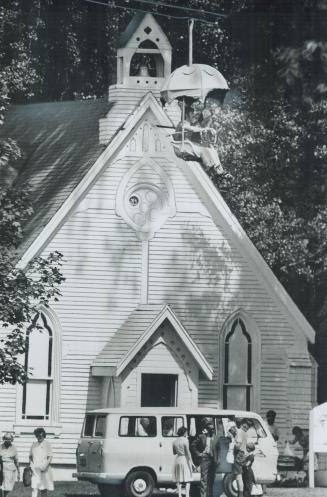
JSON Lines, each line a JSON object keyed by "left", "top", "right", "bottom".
{"left": 125, "top": 470, "right": 155, "bottom": 497}
{"left": 223, "top": 473, "right": 238, "bottom": 497}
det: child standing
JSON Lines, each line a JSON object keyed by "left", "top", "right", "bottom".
{"left": 242, "top": 443, "right": 256, "bottom": 497}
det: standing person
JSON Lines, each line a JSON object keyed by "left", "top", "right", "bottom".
{"left": 266, "top": 410, "right": 280, "bottom": 442}
{"left": 0, "top": 433, "right": 20, "bottom": 496}
{"left": 232, "top": 419, "right": 251, "bottom": 497}
{"left": 242, "top": 443, "right": 256, "bottom": 497}
{"left": 290, "top": 426, "right": 309, "bottom": 457}
{"left": 172, "top": 427, "right": 193, "bottom": 497}
{"left": 190, "top": 421, "right": 217, "bottom": 497}
{"left": 29, "top": 428, "right": 54, "bottom": 497}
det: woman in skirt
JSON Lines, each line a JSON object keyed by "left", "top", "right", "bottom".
{"left": 29, "top": 428, "right": 54, "bottom": 497}
{"left": 0, "top": 433, "right": 20, "bottom": 496}
{"left": 172, "top": 427, "right": 193, "bottom": 497}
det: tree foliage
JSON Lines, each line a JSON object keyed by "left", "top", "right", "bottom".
{"left": 0, "top": 1, "right": 65, "bottom": 385}
{"left": 0, "top": 185, "right": 65, "bottom": 385}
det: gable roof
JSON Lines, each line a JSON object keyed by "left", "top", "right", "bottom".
{"left": 2, "top": 99, "right": 111, "bottom": 256}
{"left": 16, "top": 91, "right": 173, "bottom": 268}
{"left": 92, "top": 304, "right": 213, "bottom": 380}
{"left": 118, "top": 13, "right": 146, "bottom": 47}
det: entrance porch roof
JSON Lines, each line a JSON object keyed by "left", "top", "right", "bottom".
{"left": 92, "top": 303, "right": 213, "bottom": 380}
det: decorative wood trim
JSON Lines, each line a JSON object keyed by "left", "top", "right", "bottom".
{"left": 115, "top": 156, "right": 176, "bottom": 240}
{"left": 116, "top": 304, "right": 213, "bottom": 380}
{"left": 141, "top": 240, "right": 149, "bottom": 304}
{"left": 16, "top": 92, "right": 173, "bottom": 269}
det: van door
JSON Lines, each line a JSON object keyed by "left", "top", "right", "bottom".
{"left": 88, "top": 414, "right": 106, "bottom": 473}
{"left": 159, "top": 415, "right": 186, "bottom": 482}
{"left": 77, "top": 414, "right": 94, "bottom": 472}
{"left": 110, "top": 415, "right": 162, "bottom": 479}
{"left": 186, "top": 414, "right": 231, "bottom": 482}
{"left": 246, "top": 417, "right": 278, "bottom": 482}
{"left": 76, "top": 414, "right": 106, "bottom": 474}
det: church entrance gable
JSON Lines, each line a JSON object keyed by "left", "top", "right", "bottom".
{"left": 119, "top": 319, "right": 199, "bottom": 408}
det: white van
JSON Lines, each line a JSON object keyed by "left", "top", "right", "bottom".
{"left": 74, "top": 408, "right": 278, "bottom": 497}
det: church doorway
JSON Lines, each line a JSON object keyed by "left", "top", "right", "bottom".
{"left": 141, "top": 373, "right": 178, "bottom": 407}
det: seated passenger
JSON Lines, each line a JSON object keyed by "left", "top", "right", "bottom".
{"left": 137, "top": 417, "right": 151, "bottom": 436}
{"left": 173, "top": 99, "right": 223, "bottom": 174}
{"left": 163, "top": 418, "right": 175, "bottom": 437}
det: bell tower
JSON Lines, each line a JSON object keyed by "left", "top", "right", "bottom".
{"left": 100, "top": 13, "right": 174, "bottom": 145}
{"left": 115, "top": 13, "right": 172, "bottom": 91}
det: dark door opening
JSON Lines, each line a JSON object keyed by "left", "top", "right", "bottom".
{"left": 141, "top": 373, "right": 178, "bottom": 407}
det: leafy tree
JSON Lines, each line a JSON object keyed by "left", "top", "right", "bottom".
{"left": 0, "top": 183, "right": 65, "bottom": 385}
{"left": 0, "top": 2, "right": 65, "bottom": 385}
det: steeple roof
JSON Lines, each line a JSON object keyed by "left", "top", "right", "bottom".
{"left": 117, "top": 12, "right": 171, "bottom": 50}
{"left": 118, "top": 13, "right": 146, "bottom": 48}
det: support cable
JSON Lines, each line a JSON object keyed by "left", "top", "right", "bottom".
{"left": 84, "top": 0, "right": 227, "bottom": 24}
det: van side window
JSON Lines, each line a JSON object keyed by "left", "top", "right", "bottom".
{"left": 249, "top": 418, "right": 267, "bottom": 439}
{"left": 84, "top": 415, "right": 95, "bottom": 437}
{"left": 119, "top": 416, "right": 157, "bottom": 437}
{"left": 162, "top": 417, "right": 184, "bottom": 437}
{"left": 95, "top": 415, "right": 106, "bottom": 437}
{"left": 187, "top": 416, "right": 216, "bottom": 437}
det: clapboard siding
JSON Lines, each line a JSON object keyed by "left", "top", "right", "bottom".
{"left": 288, "top": 366, "right": 312, "bottom": 429}
{"left": 0, "top": 384, "right": 17, "bottom": 428}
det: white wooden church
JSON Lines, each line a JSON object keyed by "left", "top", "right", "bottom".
{"left": 0, "top": 14, "right": 317, "bottom": 479}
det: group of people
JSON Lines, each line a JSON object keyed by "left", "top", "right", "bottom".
{"left": 172, "top": 97, "right": 224, "bottom": 174}
{"left": 0, "top": 428, "right": 53, "bottom": 497}
{"left": 172, "top": 417, "right": 259, "bottom": 497}
{"left": 266, "top": 409, "right": 310, "bottom": 469}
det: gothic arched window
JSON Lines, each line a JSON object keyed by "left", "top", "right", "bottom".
{"left": 223, "top": 318, "right": 253, "bottom": 411}
{"left": 22, "top": 312, "right": 57, "bottom": 421}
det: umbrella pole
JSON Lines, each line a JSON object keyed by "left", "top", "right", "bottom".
{"left": 182, "top": 97, "right": 185, "bottom": 149}
{"left": 188, "top": 19, "right": 194, "bottom": 66}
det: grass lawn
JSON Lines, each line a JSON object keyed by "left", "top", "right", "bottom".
{"left": 9, "top": 481, "right": 100, "bottom": 496}
{"left": 269, "top": 488, "right": 327, "bottom": 497}
{"left": 8, "top": 482, "right": 327, "bottom": 497}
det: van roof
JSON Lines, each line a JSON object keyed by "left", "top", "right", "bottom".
{"left": 85, "top": 407, "right": 262, "bottom": 419}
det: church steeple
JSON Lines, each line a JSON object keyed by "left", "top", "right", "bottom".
{"left": 115, "top": 13, "right": 172, "bottom": 91}
{"left": 100, "top": 13, "right": 174, "bottom": 144}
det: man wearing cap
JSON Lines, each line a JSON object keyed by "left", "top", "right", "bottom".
{"left": 190, "top": 421, "right": 219, "bottom": 497}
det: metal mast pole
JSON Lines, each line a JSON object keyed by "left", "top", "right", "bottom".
{"left": 188, "top": 18, "right": 194, "bottom": 66}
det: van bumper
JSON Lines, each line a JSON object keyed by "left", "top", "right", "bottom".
{"left": 73, "top": 472, "right": 122, "bottom": 485}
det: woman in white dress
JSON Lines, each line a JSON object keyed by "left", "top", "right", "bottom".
{"left": 29, "top": 428, "right": 54, "bottom": 497}
{"left": 0, "top": 432, "right": 20, "bottom": 496}
{"left": 172, "top": 427, "right": 193, "bottom": 497}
